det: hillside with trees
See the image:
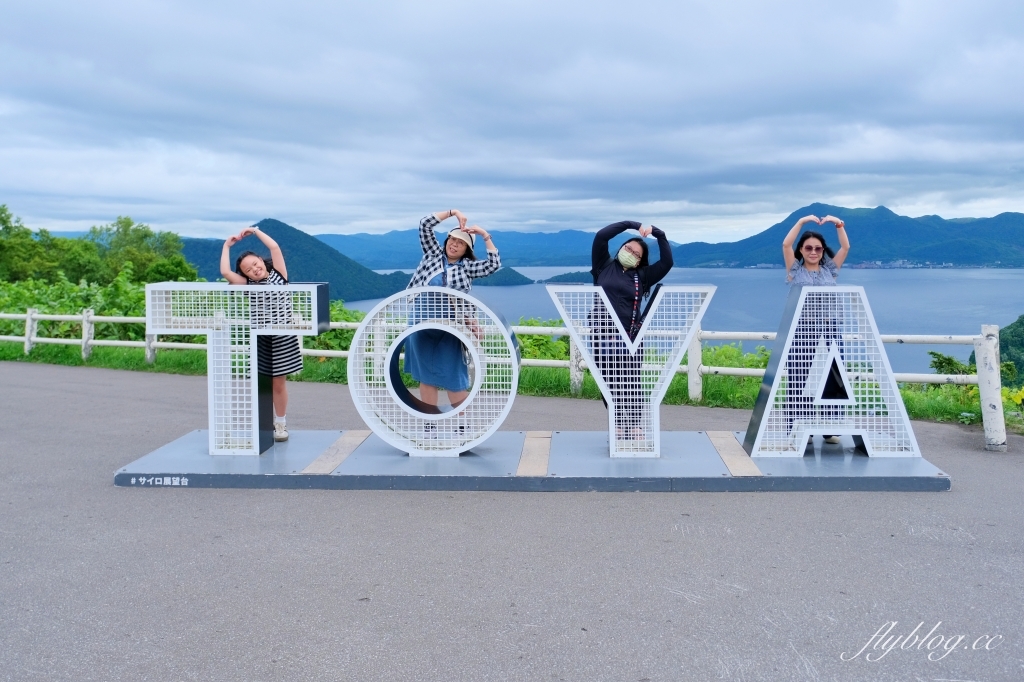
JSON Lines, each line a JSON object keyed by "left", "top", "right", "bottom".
{"left": 0, "top": 206, "right": 197, "bottom": 285}
{"left": 181, "top": 218, "right": 410, "bottom": 301}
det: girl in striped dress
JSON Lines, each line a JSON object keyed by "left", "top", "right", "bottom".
{"left": 220, "top": 226, "right": 304, "bottom": 442}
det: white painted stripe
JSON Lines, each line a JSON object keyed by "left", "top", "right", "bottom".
{"left": 516, "top": 431, "right": 552, "bottom": 477}
{"left": 707, "top": 431, "right": 763, "bottom": 477}
{"left": 301, "top": 430, "right": 371, "bottom": 474}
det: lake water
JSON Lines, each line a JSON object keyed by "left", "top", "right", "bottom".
{"left": 352, "top": 268, "right": 1024, "bottom": 373}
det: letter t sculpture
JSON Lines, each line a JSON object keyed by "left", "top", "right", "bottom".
{"left": 146, "top": 282, "right": 329, "bottom": 455}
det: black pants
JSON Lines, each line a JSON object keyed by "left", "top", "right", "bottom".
{"left": 590, "top": 326, "right": 645, "bottom": 430}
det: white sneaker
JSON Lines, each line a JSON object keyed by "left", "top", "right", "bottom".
{"left": 274, "top": 422, "right": 289, "bottom": 442}
{"left": 824, "top": 435, "right": 841, "bottom": 445}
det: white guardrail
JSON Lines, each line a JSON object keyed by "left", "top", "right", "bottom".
{"left": 0, "top": 310, "right": 989, "bottom": 387}
{"left": 4, "top": 308, "right": 1006, "bottom": 450}
{"left": 0, "top": 308, "right": 994, "bottom": 387}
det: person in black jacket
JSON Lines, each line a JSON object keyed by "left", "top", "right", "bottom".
{"left": 589, "top": 221, "right": 674, "bottom": 441}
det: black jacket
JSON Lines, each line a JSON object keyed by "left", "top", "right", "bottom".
{"left": 590, "top": 221, "right": 674, "bottom": 334}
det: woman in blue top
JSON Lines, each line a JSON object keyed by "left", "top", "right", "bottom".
{"left": 781, "top": 214, "right": 850, "bottom": 445}
{"left": 404, "top": 209, "right": 501, "bottom": 411}
{"left": 782, "top": 214, "right": 849, "bottom": 284}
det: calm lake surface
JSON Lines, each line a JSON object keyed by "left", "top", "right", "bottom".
{"left": 353, "top": 268, "right": 1024, "bottom": 373}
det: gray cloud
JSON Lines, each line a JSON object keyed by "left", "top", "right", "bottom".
{"left": 1, "top": 0, "right": 1022, "bottom": 240}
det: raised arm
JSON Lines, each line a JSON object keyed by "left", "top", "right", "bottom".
{"left": 782, "top": 215, "right": 821, "bottom": 271}
{"left": 821, "top": 215, "right": 849, "bottom": 269}
{"left": 461, "top": 225, "right": 501, "bottom": 278}
{"left": 238, "top": 226, "right": 288, "bottom": 280}
{"left": 642, "top": 226, "right": 674, "bottom": 286}
{"left": 220, "top": 235, "right": 248, "bottom": 284}
{"left": 592, "top": 221, "right": 640, "bottom": 274}
{"left": 420, "top": 209, "right": 468, "bottom": 258}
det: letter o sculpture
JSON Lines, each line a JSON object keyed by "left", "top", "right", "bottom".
{"left": 348, "top": 287, "right": 520, "bottom": 456}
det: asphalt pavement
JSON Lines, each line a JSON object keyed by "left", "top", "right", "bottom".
{"left": 1, "top": 361, "right": 1022, "bottom": 681}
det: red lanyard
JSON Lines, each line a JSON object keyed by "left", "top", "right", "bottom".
{"left": 628, "top": 271, "right": 641, "bottom": 339}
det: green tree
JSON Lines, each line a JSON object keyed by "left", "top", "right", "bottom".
{"left": 87, "top": 216, "right": 185, "bottom": 282}
{"left": 38, "top": 230, "right": 106, "bottom": 284}
{"left": 143, "top": 254, "right": 198, "bottom": 283}
{"left": 0, "top": 205, "right": 59, "bottom": 282}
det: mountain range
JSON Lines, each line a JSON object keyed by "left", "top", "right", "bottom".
{"left": 671, "top": 204, "right": 1024, "bottom": 267}
{"left": 60, "top": 203, "right": 1024, "bottom": 302}
{"left": 313, "top": 205, "right": 1024, "bottom": 269}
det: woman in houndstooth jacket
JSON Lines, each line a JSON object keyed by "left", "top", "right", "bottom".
{"left": 404, "top": 209, "right": 501, "bottom": 410}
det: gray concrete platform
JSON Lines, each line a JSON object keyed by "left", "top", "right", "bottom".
{"left": 3, "top": 362, "right": 1021, "bottom": 682}
{"left": 114, "top": 428, "right": 950, "bottom": 492}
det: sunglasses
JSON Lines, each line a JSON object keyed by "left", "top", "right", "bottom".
{"left": 802, "top": 245, "right": 823, "bottom": 253}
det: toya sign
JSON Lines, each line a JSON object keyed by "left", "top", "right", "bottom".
{"left": 147, "top": 283, "right": 921, "bottom": 462}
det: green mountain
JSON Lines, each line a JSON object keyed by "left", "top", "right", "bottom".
{"left": 672, "top": 204, "right": 1024, "bottom": 267}
{"left": 182, "top": 219, "right": 409, "bottom": 301}
{"left": 181, "top": 218, "right": 532, "bottom": 299}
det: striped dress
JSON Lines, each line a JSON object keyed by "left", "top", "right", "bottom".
{"left": 247, "top": 269, "right": 304, "bottom": 377}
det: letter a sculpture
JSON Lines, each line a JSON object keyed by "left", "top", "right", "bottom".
{"left": 743, "top": 285, "right": 921, "bottom": 457}
{"left": 548, "top": 285, "right": 715, "bottom": 457}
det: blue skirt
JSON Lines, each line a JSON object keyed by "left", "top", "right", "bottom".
{"left": 403, "top": 328, "right": 470, "bottom": 391}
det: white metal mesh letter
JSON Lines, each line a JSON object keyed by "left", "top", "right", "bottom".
{"left": 547, "top": 285, "right": 715, "bottom": 457}
{"left": 146, "top": 283, "right": 325, "bottom": 456}
{"left": 347, "top": 287, "right": 520, "bottom": 457}
{"left": 743, "top": 286, "right": 921, "bottom": 457}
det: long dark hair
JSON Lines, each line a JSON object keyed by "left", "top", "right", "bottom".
{"left": 444, "top": 236, "right": 476, "bottom": 261}
{"left": 794, "top": 231, "right": 835, "bottom": 263}
{"left": 621, "top": 237, "right": 650, "bottom": 268}
{"left": 234, "top": 250, "right": 274, "bottom": 279}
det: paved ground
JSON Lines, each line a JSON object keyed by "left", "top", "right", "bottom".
{"left": 1, "top": 361, "right": 1022, "bottom": 681}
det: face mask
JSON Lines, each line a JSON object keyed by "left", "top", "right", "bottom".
{"left": 617, "top": 247, "right": 640, "bottom": 269}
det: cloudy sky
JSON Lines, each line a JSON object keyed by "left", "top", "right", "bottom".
{"left": 1, "top": 0, "right": 1022, "bottom": 241}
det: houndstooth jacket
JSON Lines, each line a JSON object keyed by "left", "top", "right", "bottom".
{"left": 406, "top": 214, "right": 501, "bottom": 292}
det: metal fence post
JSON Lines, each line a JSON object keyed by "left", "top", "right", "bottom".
{"left": 145, "top": 334, "right": 157, "bottom": 364}
{"left": 687, "top": 325, "right": 702, "bottom": 402}
{"left": 569, "top": 337, "right": 583, "bottom": 396}
{"left": 23, "top": 308, "right": 38, "bottom": 354}
{"left": 974, "top": 324, "right": 1007, "bottom": 451}
{"left": 81, "top": 309, "right": 94, "bottom": 360}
